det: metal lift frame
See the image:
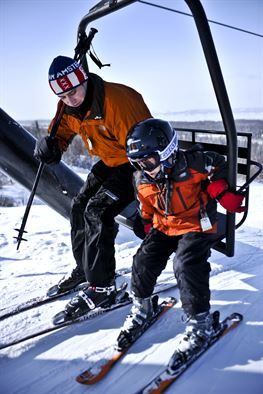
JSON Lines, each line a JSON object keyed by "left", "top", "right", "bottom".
{"left": 76, "top": 0, "right": 241, "bottom": 256}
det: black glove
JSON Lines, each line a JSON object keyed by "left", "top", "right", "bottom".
{"left": 34, "top": 136, "right": 62, "bottom": 165}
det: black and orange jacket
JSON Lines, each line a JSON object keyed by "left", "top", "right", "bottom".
{"left": 134, "top": 149, "right": 228, "bottom": 236}
{"left": 49, "top": 73, "right": 152, "bottom": 167}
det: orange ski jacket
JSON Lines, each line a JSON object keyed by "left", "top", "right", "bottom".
{"left": 134, "top": 149, "right": 228, "bottom": 236}
{"left": 49, "top": 73, "right": 151, "bottom": 167}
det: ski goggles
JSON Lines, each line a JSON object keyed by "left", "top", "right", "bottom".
{"left": 129, "top": 153, "right": 160, "bottom": 172}
{"left": 128, "top": 131, "right": 178, "bottom": 172}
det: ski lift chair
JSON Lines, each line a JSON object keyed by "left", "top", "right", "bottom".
{"left": 77, "top": 0, "right": 262, "bottom": 257}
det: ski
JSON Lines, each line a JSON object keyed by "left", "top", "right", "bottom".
{"left": 0, "top": 276, "right": 177, "bottom": 350}
{"left": 0, "top": 267, "right": 132, "bottom": 321}
{"left": 0, "top": 284, "right": 83, "bottom": 322}
{"left": 76, "top": 296, "right": 177, "bottom": 385}
{"left": 137, "top": 312, "right": 243, "bottom": 394}
{"left": 0, "top": 282, "right": 130, "bottom": 350}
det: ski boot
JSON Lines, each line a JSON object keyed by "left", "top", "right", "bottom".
{"left": 62, "top": 280, "right": 117, "bottom": 318}
{"left": 168, "top": 311, "right": 220, "bottom": 370}
{"left": 52, "top": 280, "right": 130, "bottom": 325}
{"left": 47, "top": 266, "right": 86, "bottom": 297}
{"left": 116, "top": 295, "right": 159, "bottom": 350}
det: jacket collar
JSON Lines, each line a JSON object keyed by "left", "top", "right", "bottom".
{"left": 85, "top": 73, "right": 105, "bottom": 120}
{"left": 171, "top": 151, "right": 190, "bottom": 181}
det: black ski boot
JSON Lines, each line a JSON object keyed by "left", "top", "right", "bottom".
{"left": 116, "top": 295, "right": 159, "bottom": 350}
{"left": 47, "top": 266, "right": 86, "bottom": 297}
{"left": 63, "top": 281, "right": 117, "bottom": 319}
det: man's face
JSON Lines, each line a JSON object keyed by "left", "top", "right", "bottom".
{"left": 57, "top": 82, "right": 87, "bottom": 107}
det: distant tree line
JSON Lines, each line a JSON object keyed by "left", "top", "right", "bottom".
{"left": 25, "top": 118, "right": 262, "bottom": 172}
{"left": 0, "top": 118, "right": 262, "bottom": 205}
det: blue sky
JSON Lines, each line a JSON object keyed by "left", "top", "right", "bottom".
{"left": 1, "top": 0, "right": 262, "bottom": 121}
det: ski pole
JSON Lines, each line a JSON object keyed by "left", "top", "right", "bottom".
{"left": 14, "top": 100, "right": 65, "bottom": 250}
{"left": 14, "top": 27, "right": 99, "bottom": 250}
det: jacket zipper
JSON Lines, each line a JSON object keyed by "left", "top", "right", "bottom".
{"left": 175, "top": 186, "right": 188, "bottom": 210}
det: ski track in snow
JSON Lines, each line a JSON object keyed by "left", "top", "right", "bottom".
{"left": 0, "top": 182, "right": 262, "bottom": 394}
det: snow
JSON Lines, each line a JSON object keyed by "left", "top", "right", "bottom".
{"left": 0, "top": 181, "right": 262, "bottom": 394}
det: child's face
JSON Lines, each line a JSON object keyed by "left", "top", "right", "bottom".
{"left": 144, "top": 165, "right": 161, "bottom": 179}
{"left": 132, "top": 155, "right": 161, "bottom": 179}
{"left": 58, "top": 82, "right": 87, "bottom": 107}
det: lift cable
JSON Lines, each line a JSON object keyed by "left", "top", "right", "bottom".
{"left": 138, "top": 0, "right": 263, "bottom": 38}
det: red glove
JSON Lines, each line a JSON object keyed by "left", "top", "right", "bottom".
{"left": 207, "top": 179, "right": 246, "bottom": 213}
{"left": 207, "top": 179, "right": 228, "bottom": 199}
{"left": 144, "top": 223, "right": 152, "bottom": 234}
{"left": 219, "top": 192, "right": 246, "bottom": 213}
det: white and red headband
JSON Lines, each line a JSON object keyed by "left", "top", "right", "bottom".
{"left": 48, "top": 56, "right": 88, "bottom": 95}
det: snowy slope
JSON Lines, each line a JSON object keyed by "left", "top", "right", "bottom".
{"left": 0, "top": 182, "right": 262, "bottom": 394}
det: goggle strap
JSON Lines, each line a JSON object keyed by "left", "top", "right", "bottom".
{"left": 158, "top": 131, "right": 178, "bottom": 162}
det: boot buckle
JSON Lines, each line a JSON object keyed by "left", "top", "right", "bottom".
{"left": 95, "top": 285, "right": 115, "bottom": 295}
{"left": 78, "top": 290, "right": 96, "bottom": 309}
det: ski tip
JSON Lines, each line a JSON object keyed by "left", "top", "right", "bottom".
{"left": 76, "top": 371, "right": 103, "bottom": 385}
{"left": 76, "top": 370, "right": 93, "bottom": 385}
{"left": 76, "top": 352, "right": 123, "bottom": 385}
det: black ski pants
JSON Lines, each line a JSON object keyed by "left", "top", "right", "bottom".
{"left": 131, "top": 228, "right": 220, "bottom": 316}
{"left": 70, "top": 160, "right": 135, "bottom": 286}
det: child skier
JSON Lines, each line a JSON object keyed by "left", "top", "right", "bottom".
{"left": 116, "top": 118, "right": 245, "bottom": 358}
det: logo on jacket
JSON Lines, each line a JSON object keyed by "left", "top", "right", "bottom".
{"left": 86, "top": 137, "right": 93, "bottom": 150}
{"left": 96, "top": 125, "right": 107, "bottom": 132}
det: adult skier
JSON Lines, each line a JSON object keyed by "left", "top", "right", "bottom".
{"left": 116, "top": 118, "right": 245, "bottom": 357}
{"left": 34, "top": 55, "right": 151, "bottom": 317}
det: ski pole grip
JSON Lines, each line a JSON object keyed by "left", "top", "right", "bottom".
{"left": 87, "top": 27, "right": 98, "bottom": 42}
{"left": 75, "top": 27, "right": 98, "bottom": 63}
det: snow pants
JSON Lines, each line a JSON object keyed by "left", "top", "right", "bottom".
{"left": 131, "top": 228, "right": 220, "bottom": 316}
{"left": 70, "top": 160, "right": 135, "bottom": 286}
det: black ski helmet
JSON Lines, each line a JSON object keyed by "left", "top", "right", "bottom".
{"left": 126, "top": 118, "right": 178, "bottom": 170}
